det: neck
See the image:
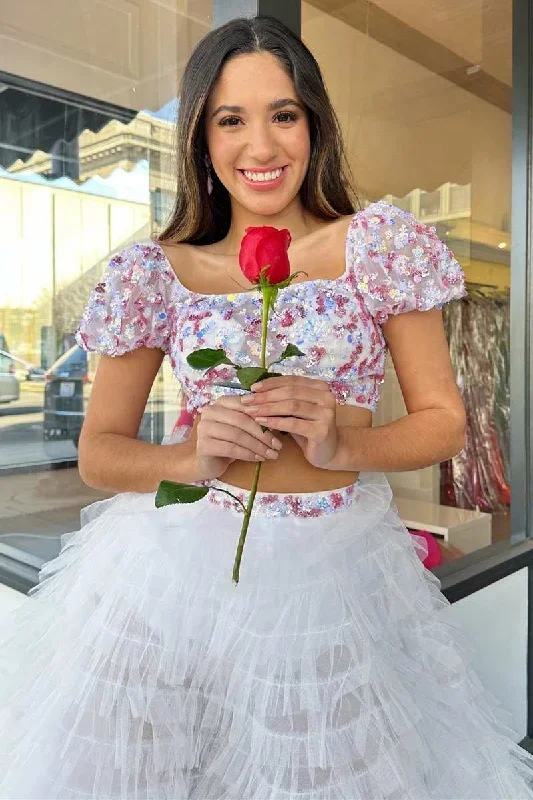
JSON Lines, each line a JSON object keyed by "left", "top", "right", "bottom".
{"left": 222, "top": 198, "right": 317, "bottom": 255}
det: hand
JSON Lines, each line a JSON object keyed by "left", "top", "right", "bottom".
{"left": 194, "top": 394, "right": 283, "bottom": 479}
{"left": 240, "top": 376, "right": 339, "bottom": 469}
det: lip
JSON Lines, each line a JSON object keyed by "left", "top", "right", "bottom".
{"left": 238, "top": 166, "right": 287, "bottom": 192}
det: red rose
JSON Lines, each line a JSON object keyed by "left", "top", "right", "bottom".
{"left": 239, "top": 226, "right": 291, "bottom": 285}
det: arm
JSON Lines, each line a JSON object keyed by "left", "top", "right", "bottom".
{"left": 328, "top": 307, "right": 466, "bottom": 472}
{"left": 79, "top": 347, "right": 283, "bottom": 494}
{"left": 78, "top": 347, "right": 200, "bottom": 492}
{"left": 242, "top": 308, "right": 465, "bottom": 473}
{"left": 242, "top": 203, "right": 467, "bottom": 472}
{"left": 76, "top": 245, "right": 283, "bottom": 493}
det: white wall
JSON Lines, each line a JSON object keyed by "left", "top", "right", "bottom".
{"left": 449, "top": 567, "right": 528, "bottom": 739}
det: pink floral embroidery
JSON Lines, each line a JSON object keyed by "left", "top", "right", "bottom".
{"left": 203, "top": 483, "right": 361, "bottom": 518}
{"left": 75, "top": 202, "right": 466, "bottom": 414}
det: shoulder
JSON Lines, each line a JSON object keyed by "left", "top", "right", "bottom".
{"left": 76, "top": 241, "right": 174, "bottom": 356}
{"left": 345, "top": 199, "right": 462, "bottom": 268}
{"left": 337, "top": 201, "right": 416, "bottom": 256}
{"left": 103, "top": 241, "right": 174, "bottom": 288}
{"left": 317, "top": 204, "right": 412, "bottom": 268}
{"left": 345, "top": 200, "right": 431, "bottom": 238}
{"left": 343, "top": 201, "right": 467, "bottom": 323}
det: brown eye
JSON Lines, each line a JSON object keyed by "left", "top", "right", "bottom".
{"left": 219, "top": 116, "right": 242, "bottom": 127}
{"left": 274, "top": 111, "right": 298, "bottom": 123}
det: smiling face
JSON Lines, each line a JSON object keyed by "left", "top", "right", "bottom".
{"left": 205, "top": 51, "right": 311, "bottom": 219}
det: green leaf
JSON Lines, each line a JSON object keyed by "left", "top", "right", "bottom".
{"left": 186, "top": 348, "right": 234, "bottom": 371}
{"left": 236, "top": 366, "right": 270, "bottom": 389}
{"left": 279, "top": 343, "right": 305, "bottom": 360}
{"left": 268, "top": 344, "right": 306, "bottom": 369}
{"left": 267, "top": 371, "right": 283, "bottom": 378}
{"left": 155, "top": 480, "right": 209, "bottom": 508}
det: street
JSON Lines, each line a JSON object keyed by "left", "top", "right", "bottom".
{"left": 0, "top": 385, "right": 77, "bottom": 469}
{"left": 0, "top": 380, "right": 181, "bottom": 571}
{"left": 0, "top": 380, "right": 182, "bottom": 470}
{"left": 0, "top": 385, "right": 103, "bottom": 570}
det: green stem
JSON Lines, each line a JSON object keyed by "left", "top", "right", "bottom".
{"left": 260, "top": 288, "right": 271, "bottom": 372}
{"left": 232, "top": 460, "right": 261, "bottom": 584}
{"left": 232, "top": 286, "right": 271, "bottom": 585}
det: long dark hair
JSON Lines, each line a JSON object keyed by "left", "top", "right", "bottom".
{"left": 158, "top": 16, "right": 360, "bottom": 245}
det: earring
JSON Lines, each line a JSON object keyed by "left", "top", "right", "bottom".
{"left": 205, "top": 155, "right": 213, "bottom": 195}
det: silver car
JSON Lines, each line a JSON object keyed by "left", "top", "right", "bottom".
{"left": 0, "top": 349, "right": 45, "bottom": 383}
{"left": 0, "top": 350, "right": 21, "bottom": 404}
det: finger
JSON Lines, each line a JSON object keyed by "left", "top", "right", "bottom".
{"left": 251, "top": 376, "right": 330, "bottom": 393}
{"left": 200, "top": 439, "right": 268, "bottom": 462}
{"left": 215, "top": 394, "right": 251, "bottom": 410}
{"left": 203, "top": 404, "right": 256, "bottom": 428}
{"left": 244, "top": 399, "right": 324, "bottom": 421}
{"left": 245, "top": 383, "right": 335, "bottom": 408}
{"left": 290, "top": 432, "right": 307, "bottom": 449}
{"left": 199, "top": 421, "right": 281, "bottom": 460}
{"left": 251, "top": 416, "right": 325, "bottom": 438}
{"left": 203, "top": 406, "right": 283, "bottom": 449}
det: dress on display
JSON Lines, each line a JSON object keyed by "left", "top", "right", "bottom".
{"left": 1, "top": 201, "right": 533, "bottom": 799}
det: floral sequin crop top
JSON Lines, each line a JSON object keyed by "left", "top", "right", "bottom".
{"left": 75, "top": 201, "right": 466, "bottom": 415}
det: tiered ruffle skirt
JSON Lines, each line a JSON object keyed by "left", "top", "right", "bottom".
{"left": 1, "top": 472, "right": 532, "bottom": 799}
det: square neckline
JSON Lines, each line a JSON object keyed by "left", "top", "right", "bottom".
{"left": 154, "top": 207, "right": 368, "bottom": 301}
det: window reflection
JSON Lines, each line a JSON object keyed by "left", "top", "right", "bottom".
{"left": 0, "top": 1, "right": 211, "bottom": 588}
{"left": 0, "top": 59, "right": 187, "bottom": 458}
{"left": 303, "top": 0, "right": 512, "bottom": 560}
{"left": 0, "top": 0, "right": 515, "bottom": 588}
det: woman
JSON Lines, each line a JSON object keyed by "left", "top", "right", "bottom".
{"left": 1, "top": 15, "right": 532, "bottom": 800}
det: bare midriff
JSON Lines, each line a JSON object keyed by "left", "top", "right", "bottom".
{"left": 190, "top": 403, "right": 372, "bottom": 494}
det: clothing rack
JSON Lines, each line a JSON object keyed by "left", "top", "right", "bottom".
{"left": 442, "top": 290, "right": 510, "bottom": 513}
{"left": 465, "top": 280, "right": 498, "bottom": 289}
{"left": 465, "top": 281, "right": 509, "bottom": 301}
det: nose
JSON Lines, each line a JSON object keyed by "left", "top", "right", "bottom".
{"left": 246, "top": 121, "right": 278, "bottom": 164}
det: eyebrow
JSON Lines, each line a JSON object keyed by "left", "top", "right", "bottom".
{"left": 210, "top": 98, "right": 303, "bottom": 118}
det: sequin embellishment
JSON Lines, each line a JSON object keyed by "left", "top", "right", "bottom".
{"left": 201, "top": 478, "right": 361, "bottom": 518}
{"left": 75, "top": 201, "right": 467, "bottom": 414}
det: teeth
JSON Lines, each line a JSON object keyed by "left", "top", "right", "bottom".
{"left": 243, "top": 168, "right": 283, "bottom": 182}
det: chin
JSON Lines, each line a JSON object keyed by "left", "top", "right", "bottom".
{"left": 236, "top": 190, "right": 299, "bottom": 218}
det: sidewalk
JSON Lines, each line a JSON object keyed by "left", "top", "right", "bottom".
{"left": 0, "top": 467, "right": 111, "bottom": 528}
{"left": 0, "top": 467, "right": 112, "bottom": 570}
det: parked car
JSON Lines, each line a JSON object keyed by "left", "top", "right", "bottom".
{"left": 0, "top": 350, "right": 20, "bottom": 404}
{"left": 43, "top": 344, "right": 164, "bottom": 448}
{"left": 43, "top": 345, "right": 89, "bottom": 448}
{"left": 0, "top": 349, "right": 45, "bottom": 382}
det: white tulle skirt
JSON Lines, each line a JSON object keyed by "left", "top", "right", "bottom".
{"left": 1, "top": 471, "right": 533, "bottom": 800}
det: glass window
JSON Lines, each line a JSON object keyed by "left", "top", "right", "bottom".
{"left": 0, "top": 1, "right": 212, "bottom": 589}
{"left": 302, "top": 0, "right": 512, "bottom": 564}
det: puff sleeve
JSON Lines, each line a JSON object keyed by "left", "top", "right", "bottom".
{"left": 75, "top": 244, "right": 172, "bottom": 356}
{"left": 351, "top": 201, "right": 467, "bottom": 324}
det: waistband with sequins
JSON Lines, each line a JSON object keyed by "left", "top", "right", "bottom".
{"left": 199, "top": 477, "right": 361, "bottom": 518}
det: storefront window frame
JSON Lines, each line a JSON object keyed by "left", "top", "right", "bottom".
{"left": 433, "top": 0, "right": 533, "bottom": 601}
{"left": 269, "top": 0, "right": 533, "bottom": 603}
{"left": 1, "top": 0, "right": 533, "bottom": 603}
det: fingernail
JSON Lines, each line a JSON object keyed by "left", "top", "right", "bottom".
{"left": 266, "top": 448, "right": 279, "bottom": 459}
{"left": 271, "top": 438, "right": 283, "bottom": 450}
{"left": 255, "top": 417, "right": 268, "bottom": 424}
{"left": 240, "top": 396, "right": 254, "bottom": 404}
{"left": 250, "top": 383, "right": 263, "bottom": 391}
